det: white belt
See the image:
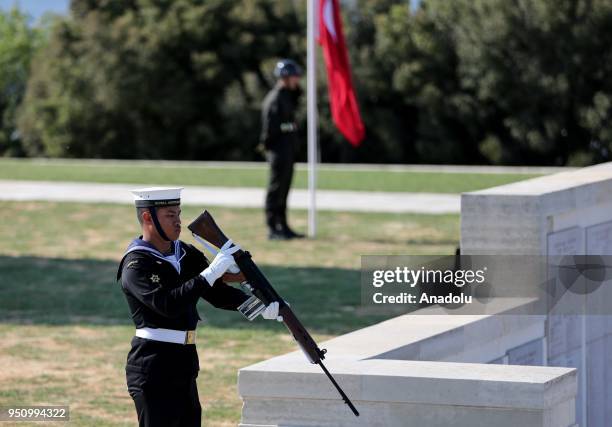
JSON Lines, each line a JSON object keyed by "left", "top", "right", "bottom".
{"left": 135, "top": 327, "right": 196, "bottom": 345}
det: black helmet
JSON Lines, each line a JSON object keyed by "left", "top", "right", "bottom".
{"left": 274, "top": 59, "right": 303, "bottom": 78}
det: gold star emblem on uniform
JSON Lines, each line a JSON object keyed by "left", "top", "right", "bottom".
{"left": 150, "top": 274, "right": 160, "bottom": 283}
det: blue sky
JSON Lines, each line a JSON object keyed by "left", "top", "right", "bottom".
{"left": 0, "top": 0, "right": 69, "bottom": 20}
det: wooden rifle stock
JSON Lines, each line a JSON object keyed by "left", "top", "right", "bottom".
{"left": 188, "top": 210, "right": 359, "bottom": 417}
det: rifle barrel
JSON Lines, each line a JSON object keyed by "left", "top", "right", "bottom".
{"left": 317, "top": 360, "right": 360, "bottom": 417}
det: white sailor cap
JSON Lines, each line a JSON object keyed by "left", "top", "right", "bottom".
{"left": 131, "top": 187, "right": 183, "bottom": 208}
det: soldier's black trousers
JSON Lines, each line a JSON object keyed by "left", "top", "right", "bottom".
{"left": 265, "top": 145, "right": 295, "bottom": 230}
{"left": 127, "top": 371, "right": 201, "bottom": 427}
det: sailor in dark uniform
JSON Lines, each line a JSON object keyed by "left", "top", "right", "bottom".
{"left": 117, "top": 187, "right": 281, "bottom": 427}
{"left": 260, "top": 59, "right": 305, "bottom": 240}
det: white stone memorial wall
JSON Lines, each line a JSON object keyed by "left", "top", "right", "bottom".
{"left": 462, "top": 162, "right": 612, "bottom": 427}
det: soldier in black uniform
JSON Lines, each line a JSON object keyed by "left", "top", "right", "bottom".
{"left": 260, "top": 59, "right": 305, "bottom": 240}
{"left": 117, "top": 187, "right": 282, "bottom": 427}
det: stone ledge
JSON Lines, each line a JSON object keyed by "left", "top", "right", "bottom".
{"left": 240, "top": 400, "right": 574, "bottom": 427}
{"left": 239, "top": 359, "right": 576, "bottom": 410}
{"left": 465, "top": 162, "right": 612, "bottom": 196}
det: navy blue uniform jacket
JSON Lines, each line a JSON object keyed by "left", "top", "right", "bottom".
{"left": 117, "top": 238, "right": 249, "bottom": 381}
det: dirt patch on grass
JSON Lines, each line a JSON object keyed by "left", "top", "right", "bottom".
{"left": 0, "top": 326, "right": 133, "bottom": 417}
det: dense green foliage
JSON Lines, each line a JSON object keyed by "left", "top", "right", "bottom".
{"left": 5, "top": 0, "right": 612, "bottom": 165}
{"left": 349, "top": 0, "right": 612, "bottom": 165}
{"left": 0, "top": 8, "right": 46, "bottom": 156}
{"left": 17, "top": 0, "right": 305, "bottom": 160}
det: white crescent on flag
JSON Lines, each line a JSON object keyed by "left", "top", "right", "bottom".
{"left": 322, "top": 0, "right": 337, "bottom": 42}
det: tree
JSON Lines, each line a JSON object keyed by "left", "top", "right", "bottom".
{"left": 0, "top": 7, "right": 46, "bottom": 156}
{"left": 16, "top": 0, "right": 612, "bottom": 165}
{"left": 417, "top": 0, "right": 612, "bottom": 165}
{"left": 347, "top": 0, "right": 612, "bottom": 165}
{"left": 18, "top": 0, "right": 305, "bottom": 160}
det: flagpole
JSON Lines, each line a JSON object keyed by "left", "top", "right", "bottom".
{"left": 306, "top": 0, "right": 318, "bottom": 238}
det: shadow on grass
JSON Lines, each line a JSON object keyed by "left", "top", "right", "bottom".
{"left": 0, "top": 255, "right": 392, "bottom": 335}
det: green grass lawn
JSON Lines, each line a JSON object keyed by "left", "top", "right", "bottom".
{"left": 0, "top": 202, "right": 459, "bottom": 426}
{"left": 0, "top": 158, "right": 542, "bottom": 193}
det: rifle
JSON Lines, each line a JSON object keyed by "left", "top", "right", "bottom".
{"left": 188, "top": 210, "right": 359, "bottom": 417}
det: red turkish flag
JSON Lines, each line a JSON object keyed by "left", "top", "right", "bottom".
{"left": 318, "top": 0, "right": 365, "bottom": 146}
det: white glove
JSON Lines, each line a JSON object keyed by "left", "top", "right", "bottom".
{"left": 227, "top": 263, "right": 241, "bottom": 274}
{"left": 200, "top": 240, "right": 241, "bottom": 286}
{"left": 261, "top": 301, "right": 283, "bottom": 322}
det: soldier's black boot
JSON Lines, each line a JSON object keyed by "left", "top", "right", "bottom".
{"left": 267, "top": 213, "right": 291, "bottom": 240}
{"left": 279, "top": 213, "right": 304, "bottom": 239}
{"left": 268, "top": 230, "right": 291, "bottom": 240}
